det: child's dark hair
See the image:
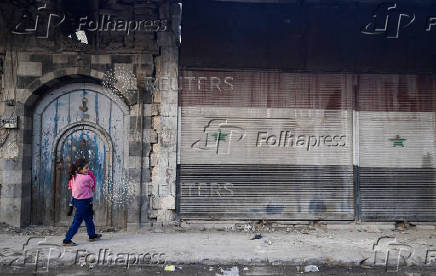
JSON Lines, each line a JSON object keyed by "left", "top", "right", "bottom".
{"left": 68, "top": 158, "right": 89, "bottom": 180}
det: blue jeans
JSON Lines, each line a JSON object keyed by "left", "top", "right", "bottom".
{"left": 64, "top": 198, "right": 96, "bottom": 242}
{"left": 69, "top": 195, "right": 93, "bottom": 206}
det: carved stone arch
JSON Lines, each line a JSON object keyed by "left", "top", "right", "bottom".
{"left": 34, "top": 82, "right": 130, "bottom": 116}
{"left": 27, "top": 68, "right": 104, "bottom": 95}
{"left": 24, "top": 68, "right": 137, "bottom": 108}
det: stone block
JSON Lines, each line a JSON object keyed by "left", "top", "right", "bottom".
{"left": 91, "top": 63, "right": 110, "bottom": 73}
{"left": 1, "top": 183, "right": 22, "bottom": 198}
{"left": 150, "top": 152, "right": 159, "bottom": 167}
{"left": 129, "top": 116, "right": 152, "bottom": 132}
{"left": 52, "top": 54, "right": 69, "bottom": 64}
{"left": 112, "top": 55, "right": 132, "bottom": 64}
{"left": 129, "top": 116, "right": 142, "bottom": 133}
{"left": 17, "top": 76, "right": 38, "bottom": 89}
{"left": 152, "top": 166, "right": 159, "bottom": 181}
{"left": 152, "top": 144, "right": 159, "bottom": 153}
{"left": 1, "top": 170, "right": 23, "bottom": 184}
{"left": 0, "top": 158, "right": 22, "bottom": 171}
{"left": 128, "top": 168, "right": 141, "bottom": 182}
{"left": 15, "top": 89, "right": 32, "bottom": 104}
{"left": 141, "top": 91, "right": 152, "bottom": 104}
{"left": 11, "top": 103, "right": 24, "bottom": 117}
{"left": 91, "top": 69, "right": 105, "bottom": 80}
{"left": 0, "top": 140, "right": 19, "bottom": 159}
{"left": 63, "top": 67, "right": 78, "bottom": 76}
{"left": 138, "top": 54, "right": 153, "bottom": 65}
{"left": 0, "top": 197, "right": 21, "bottom": 227}
{"left": 17, "top": 62, "right": 42, "bottom": 77}
{"left": 29, "top": 54, "right": 51, "bottom": 64}
{"left": 160, "top": 195, "right": 175, "bottom": 210}
{"left": 114, "top": 63, "right": 133, "bottom": 73}
{"left": 141, "top": 168, "right": 151, "bottom": 183}
{"left": 159, "top": 115, "right": 177, "bottom": 129}
{"left": 39, "top": 71, "right": 55, "bottom": 84}
{"left": 152, "top": 116, "right": 160, "bottom": 129}
{"left": 128, "top": 156, "right": 141, "bottom": 169}
{"left": 144, "top": 104, "right": 153, "bottom": 116}
{"left": 153, "top": 90, "right": 161, "bottom": 103}
{"left": 18, "top": 52, "right": 31, "bottom": 62}
{"left": 159, "top": 103, "right": 177, "bottom": 117}
{"left": 148, "top": 209, "right": 158, "bottom": 219}
{"left": 91, "top": 55, "right": 111, "bottom": 64}
{"left": 128, "top": 141, "right": 142, "bottom": 155}
{"left": 144, "top": 129, "right": 157, "bottom": 143}
{"left": 158, "top": 128, "right": 176, "bottom": 148}
{"left": 145, "top": 182, "right": 153, "bottom": 195}
{"left": 129, "top": 141, "right": 151, "bottom": 156}
{"left": 156, "top": 209, "right": 175, "bottom": 222}
{"left": 151, "top": 196, "right": 160, "bottom": 209}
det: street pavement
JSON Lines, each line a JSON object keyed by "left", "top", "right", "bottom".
{"left": 0, "top": 222, "right": 435, "bottom": 274}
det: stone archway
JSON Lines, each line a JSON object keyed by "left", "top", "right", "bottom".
{"left": 31, "top": 83, "right": 130, "bottom": 227}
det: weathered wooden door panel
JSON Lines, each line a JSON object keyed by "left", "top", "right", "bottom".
{"left": 55, "top": 127, "right": 111, "bottom": 226}
{"left": 32, "top": 83, "right": 129, "bottom": 227}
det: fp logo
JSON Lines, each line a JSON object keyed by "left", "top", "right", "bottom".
{"left": 7, "top": 237, "right": 65, "bottom": 273}
{"left": 361, "top": 3, "right": 415, "bottom": 38}
{"left": 372, "top": 237, "right": 413, "bottom": 272}
{"left": 191, "top": 119, "right": 245, "bottom": 155}
{"left": 11, "top": 3, "right": 65, "bottom": 38}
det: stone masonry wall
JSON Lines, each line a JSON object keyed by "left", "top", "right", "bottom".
{"left": 148, "top": 1, "right": 180, "bottom": 223}
{"left": 0, "top": 0, "right": 180, "bottom": 228}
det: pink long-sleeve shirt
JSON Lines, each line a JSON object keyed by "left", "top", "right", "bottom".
{"left": 70, "top": 172, "right": 95, "bottom": 199}
{"left": 68, "top": 171, "right": 95, "bottom": 191}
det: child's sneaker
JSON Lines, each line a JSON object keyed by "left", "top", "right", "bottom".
{"left": 62, "top": 240, "right": 77, "bottom": 246}
{"left": 89, "top": 234, "right": 102, "bottom": 242}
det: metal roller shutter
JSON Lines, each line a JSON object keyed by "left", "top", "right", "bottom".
{"left": 358, "top": 75, "right": 436, "bottom": 221}
{"left": 177, "top": 70, "right": 354, "bottom": 220}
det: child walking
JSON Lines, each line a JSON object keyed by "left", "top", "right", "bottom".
{"left": 63, "top": 158, "right": 102, "bottom": 246}
{"left": 67, "top": 164, "right": 96, "bottom": 216}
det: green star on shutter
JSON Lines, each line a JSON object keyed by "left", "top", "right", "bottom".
{"left": 389, "top": 135, "right": 406, "bottom": 147}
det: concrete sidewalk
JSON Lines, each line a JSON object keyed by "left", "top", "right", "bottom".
{"left": 0, "top": 222, "right": 436, "bottom": 272}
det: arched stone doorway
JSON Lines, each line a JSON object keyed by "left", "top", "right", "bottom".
{"left": 31, "top": 83, "right": 129, "bottom": 227}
